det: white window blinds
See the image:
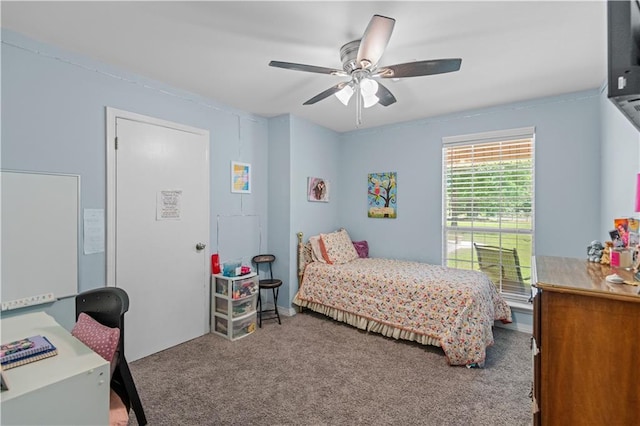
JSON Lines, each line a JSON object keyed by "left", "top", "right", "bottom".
{"left": 442, "top": 127, "right": 535, "bottom": 301}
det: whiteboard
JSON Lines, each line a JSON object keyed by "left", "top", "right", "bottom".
{"left": 1, "top": 171, "right": 79, "bottom": 303}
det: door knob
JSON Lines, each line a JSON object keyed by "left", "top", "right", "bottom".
{"left": 196, "top": 243, "right": 206, "bottom": 251}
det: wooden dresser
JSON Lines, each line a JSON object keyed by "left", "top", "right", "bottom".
{"left": 532, "top": 256, "right": 640, "bottom": 425}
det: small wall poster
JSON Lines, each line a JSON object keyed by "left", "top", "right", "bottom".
{"left": 307, "top": 177, "right": 329, "bottom": 202}
{"left": 157, "top": 190, "right": 182, "bottom": 220}
{"left": 83, "top": 208, "right": 105, "bottom": 254}
{"left": 368, "top": 172, "right": 397, "bottom": 219}
{"left": 231, "top": 161, "right": 251, "bottom": 194}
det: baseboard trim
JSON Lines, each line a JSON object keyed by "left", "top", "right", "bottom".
{"left": 277, "top": 306, "right": 297, "bottom": 317}
{"left": 261, "top": 303, "right": 296, "bottom": 317}
{"left": 496, "top": 320, "right": 532, "bottom": 334}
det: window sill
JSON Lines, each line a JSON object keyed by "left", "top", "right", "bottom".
{"left": 505, "top": 298, "right": 533, "bottom": 312}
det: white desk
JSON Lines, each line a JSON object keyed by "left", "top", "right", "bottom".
{"left": 1, "top": 311, "right": 110, "bottom": 425}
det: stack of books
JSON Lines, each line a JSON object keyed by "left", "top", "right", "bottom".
{"left": 0, "top": 335, "right": 58, "bottom": 370}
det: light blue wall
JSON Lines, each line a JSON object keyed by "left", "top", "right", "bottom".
{"left": 290, "top": 117, "right": 341, "bottom": 240}
{"left": 337, "top": 90, "right": 603, "bottom": 262}
{"left": 332, "top": 88, "right": 640, "bottom": 333}
{"left": 266, "top": 115, "right": 292, "bottom": 309}
{"left": 333, "top": 89, "right": 608, "bottom": 334}
{"left": 600, "top": 87, "right": 640, "bottom": 233}
{"left": 267, "top": 114, "right": 341, "bottom": 310}
{"left": 4, "top": 27, "right": 640, "bottom": 332}
{"left": 1, "top": 30, "right": 269, "bottom": 328}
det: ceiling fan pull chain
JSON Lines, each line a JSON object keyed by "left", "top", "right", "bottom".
{"left": 356, "top": 84, "right": 363, "bottom": 127}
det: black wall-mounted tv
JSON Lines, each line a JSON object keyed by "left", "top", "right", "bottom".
{"left": 608, "top": 0, "right": 640, "bottom": 132}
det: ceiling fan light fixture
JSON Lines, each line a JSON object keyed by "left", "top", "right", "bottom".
{"left": 335, "top": 84, "right": 355, "bottom": 105}
{"left": 360, "top": 78, "right": 379, "bottom": 108}
{"left": 362, "top": 93, "right": 379, "bottom": 108}
{"left": 360, "top": 78, "right": 379, "bottom": 96}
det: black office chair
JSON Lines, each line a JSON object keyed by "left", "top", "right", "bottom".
{"left": 75, "top": 287, "right": 147, "bottom": 425}
{"left": 252, "top": 254, "right": 283, "bottom": 327}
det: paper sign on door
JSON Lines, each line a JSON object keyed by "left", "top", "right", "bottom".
{"left": 157, "top": 190, "right": 182, "bottom": 220}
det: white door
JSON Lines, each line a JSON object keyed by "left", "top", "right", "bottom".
{"left": 110, "top": 112, "right": 209, "bottom": 361}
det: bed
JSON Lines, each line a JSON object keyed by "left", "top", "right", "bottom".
{"left": 292, "top": 230, "right": 513, "bottom": 366}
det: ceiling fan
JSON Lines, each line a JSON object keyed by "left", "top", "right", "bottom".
{"left": 269, "top": 14, "right": 462, "bottom": 126}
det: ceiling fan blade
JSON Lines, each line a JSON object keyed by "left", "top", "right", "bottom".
{"left": 375, "top": 82, "right": 397, "bottom": 107}
{"left": 303, "top": 82, "right": 348, "bottom": 105}
{"left": 356, "top": 15, "right": 396, "bottom": 69}
{"left": 378, "top": 58, "right": 462, "bottom": 79}
{"left": 269, "top": 60, "right": 347, "bottom": 76}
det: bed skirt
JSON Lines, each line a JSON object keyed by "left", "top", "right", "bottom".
{"left": 293, "top": 297, "right": 442, "bottom": 349}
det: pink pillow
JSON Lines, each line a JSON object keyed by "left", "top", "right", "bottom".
{"left": 352, "top": 240, "right": 369, "bottom": 258}
{"left": 72, "top": 312, "right": 120, "bottom": 365}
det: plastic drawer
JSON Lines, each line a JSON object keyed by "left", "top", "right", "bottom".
{"left": 232, "top": 314, "right": 256, "bottom": 339}
{"left": 215, "top": 279, "right": 228, "bottom": 296}
{"left": 214, "top": 296, "right": 228, "bottom": 315}
{"left": 231, "top": 277, "right": 258, "bottom": 300}
{"left": 231, "top": 296, "right": 257, "bottom": 318}
{"left": 214, "top": 316, "right": 228, "bottom": 336}
{"left": 215, "top": 295, "right": 257, "bottom": 317}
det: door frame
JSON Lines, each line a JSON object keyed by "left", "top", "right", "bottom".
{"left": 105, "top": 107, "right": 210, "bottom": 330}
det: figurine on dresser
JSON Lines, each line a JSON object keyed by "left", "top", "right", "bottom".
{"left": 587, "top": 240, "right": 604, "bottom": 263}
{"left": 601, "top": 241, "right": 613, "bottom": 265}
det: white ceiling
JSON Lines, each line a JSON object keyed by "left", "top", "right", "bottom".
{"left": 1, "top": 1, "right": 607, "bottom": 133}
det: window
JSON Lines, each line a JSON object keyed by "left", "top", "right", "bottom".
{"left": 442, "top": 127, "right": 535, "bottom": 302}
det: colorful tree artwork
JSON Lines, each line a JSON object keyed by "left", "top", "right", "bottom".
{"left": 367, "top": 172, "right": 397, "bottom": 218}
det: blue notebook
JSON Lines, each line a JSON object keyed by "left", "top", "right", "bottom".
{"left": 1, "top": 335, "right": 57, "bottom": 366}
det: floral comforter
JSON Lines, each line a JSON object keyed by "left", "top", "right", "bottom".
{"left": 293, "top": 258, "right": 512, "bottom": 366}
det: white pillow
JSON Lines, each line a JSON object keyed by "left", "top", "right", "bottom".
{"left": 309, "top": 235, "right": 327, "bottom": 264}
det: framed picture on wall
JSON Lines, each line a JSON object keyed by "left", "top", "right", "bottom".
{"left": 307, "top": 177, "right": 329, "bottom": 202}
{"left": 231, "top": 161, "right": 251, "bottom": 194}
{"left": 368, "top": 172, "right": 397, "bottom": 218}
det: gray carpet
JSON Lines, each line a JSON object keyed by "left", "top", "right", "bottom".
{"left": 128, "top": 311, "right": 532, "bottom": 425}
